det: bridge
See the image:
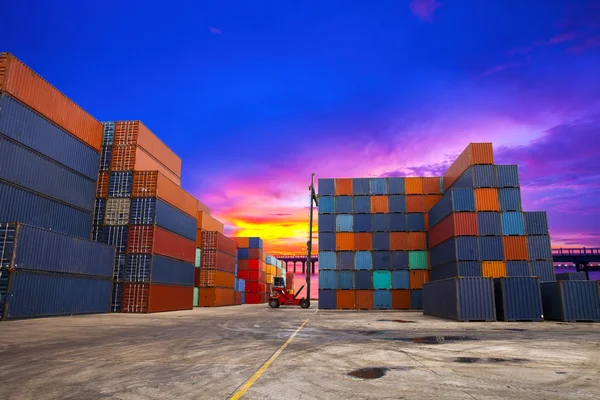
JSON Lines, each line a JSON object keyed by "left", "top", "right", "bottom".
{"left": 278, "top": 255, "right": 318, "bottom": 274}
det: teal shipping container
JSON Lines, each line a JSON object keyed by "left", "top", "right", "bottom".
{"left": 373, "top": 270, "right": 391, "bottom": 289}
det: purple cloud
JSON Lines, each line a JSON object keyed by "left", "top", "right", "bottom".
{"left": 550, "top": 32, "right": 578, "bottom": 44}
{"left": 568, "top": 35, "right": 600, "bottom": 54}
{"left": 409, "top": 0, "right": 442, "bottom": 23}
{"left": 481, "top": 62, "right": 521, "bottom": 76}
{"left": 209, "top": 27, "right": 222, "bottom": 34}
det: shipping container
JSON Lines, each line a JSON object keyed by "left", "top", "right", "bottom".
{"left": 475, "top": 188, "right": 500, "bottom": 211}
{"left": 424, "top": 195, "right": 442, "bottom": 212}
{"left": 354, "top": 233, "right": 372, "bottom": 251}
{"left": 370, "top": 196, "right": 389, "bottom": 213}
{"left": 0, "top": 181, "right": 92, "bottom": 238}
{"left": 428, "top": 212, "right": 478, "bottom": 248}
{"left": 494, "top": 277, "right": 543, "bottom": 321}
{"left": 318, "top": 196, "right": 334, "bottom": 214}
{"left": 404, "top": 177, "right": 423, "bottom": 195}
{"left": 193, "top": 287, "right": 199, "bottom": 307}
{"left": 336, "top": 214, "right": 353, "bottom": 232}
{"left": 452, "top": 165, "right": 497, "bottom": 189}
{"left": 373, "top": 270, "right": 391, "bottom": 289}
{"left": 541, "top": 281, "right": 600, "bottom": 322}
{"left": 524, "top": 212, "right": 549, "bottom": 235}
{"left": 0, "top": 222, "right": 114, "bottom": 277}
{"left": 428, "top": 188, "right": 476, "bottom": 228}
{"left": 131, "top": 171, "right": 198, "bottom": 218}
{"left": 506, "top": 261, "right": 531, "bottom": 277}
{"left": 200, "top": 250, "right": 236, "bottom": 273}
{"left": 0, "top": 53, "right": 103, "bottom": 151}
{"left": 319, "top": 251, "right": 336, "bottom": 270}
{"left": 91, "top": 226, "right": 103, "bottom": 241}
{"left": 477, "top": 212, "right": 501, "bottom": 236}
{"left": 97, "top": 172, "right": 109, "bottom": 198}
{"left": 113, "top": 253, "right": 126, "bottom": 281}
{"left": 237, "top": 248, "right": 249, "bottom": 260}
{"left": 318, "top": 290, "right": 336, "bottom": 309}
{"left": 371, "top": 214, "right": 390, "bottom": 232}
{"left": 388, "top": 195, "right": 406, "bottom": 213}
{"left": 102, "top": 122, "right": 115, "bottom": 146}
{"left": 0, "top": 135, "right": 96, "bottom": 211}
{"left": 318, "top": 214, "right": 335, "bottom": 232}
{"left": 336, "top": 290, "right": 355, "bottom": 309}
{"left": 99, "top": 146, "right": 111, "bottom": 172}
{"left": 391, "top": 290, "right": 410, "bottom": 309}
{"left": 501, "top": 212, "right": 525, "bottom": 236}
{"left": 407, "top": 213, "right": 425, "bottom": 232}
{"left": 355, "top": 290, "right": 374, "bottom": 309}
{"left": 355, "top": 251, "right": 373, "bottom": 270}
{"left": 129, "top": 198, "right": 196, "bottom": 240}
{"left": 201, "top": 231, "right": 237, "bottom": 256}
{"left": 372, "top": 251, "right": 391, "bottom": 270}
{"left": 111, "top": 145, "right": 181, "bottom": 185}
{"left": 388, "top": 177, "right": 405, "bottom": 195}
{"left": 409, "top": 270, "right": 429, "bottom": 289}
{"left": 336, "top": 233, "right": 355, "bottom": 251}
{"left": 236, "top": 237, "right": 250, "bottom": 248}
{"left": 248, "top": 237, "right": 263, "bottom": 249}
{"left": 195, "top": 249, "right": 201, "bottom": 267}
{"left": 335, "top": 196, "right": 352, "bottom": 213}
{"left": 197, "top": 270, "right": 235, "bottom": 288}
{"left": 495, "top": 165, "right": 519, "bottom": 188}
{"left": 111, "top": 282, "right": 123, "bottom": 312}
{"left": 482, "top": 261, "right": 506, "bottom": 278}
{"left": 101, "top": 226, "right": 128, "bottom": 253}
{"left": 430, "top": 237, "right": 479, "bottom": 267}
{"left": 499, "top": 188, "right": 522, "bottom": 211}
{"left": 104, "top": 198, "right": 130, "bottom": 225}
{"left": 197, "top": 211, "right": 224, "bottom": 234}
{"left": 531, "top": 261, "right": 556, "bottom": 282}
{"left": 93, "top": 198, "right": 106, "bottom": 226}
{"left": 0, "top": 94, "right": 100, "bottom": 180}
{"left": 391, "top": 251, "right": 409, "bottom": 270}
{"left": 391, "top": 270, "right": 409, "bottom": 289}
{"left": 336, "top": 251, "right": 355, "bottom": 270}
{"left": 422, "top": 277, "right": 496, "bottom": 321}
{"left": 1, "top": 270, "right": 111, "bottom": 319}
{"left": 478, "top": 236, "right": 504, "bottom": 261}
{"left": 318, "top": 179, "right": 335, "bottom": 195}
{"left": 503, "top": 236, "right": 529, "bottom": 260}
{"left": 407, "top": 232, "right": 426, "bottom": 250}
{"left": 108, "top": 171, "right": 133, "bottom": 198}
{"left": 555, "top": 272, "right": 587, "bottom": 281}
{"left": 410, "top": 289, "right": 423, "bottom": 309}
{"left": 372, "top": 232, "right": 390, "bottom": 251}
{"left": 125, "top": 254, "right": 194, "bottom": 286}
{"left": 527, "top": 236, "right": 553, "bottom": 260}
{"left": 444, "top": 143, "right": 494, "bottom": 191}
{"left": 374, "top": 289, "right": 392, "bottom": 309}
{"left": 408, "top": 251, "right": 428, "bottom": 270}
{"left": 334, "top": 178, "right": 352, "bottom": 195}
{"left": 405, "top": 195, "right": 425, "bottom": 213}
{"left": 430, "top": 261, "right": 482, "bottom": 281}
{"left": 128, "top": 226, "right": 195, "bottom": 262}
{"left": 319, "top": 270, "right": 336, "bottom": 289}
{"left": 245, "top": 293, "right": 266, "bottom": 304}
{"left": 369, "top": 178, "right": 387, "bottom": 195}
{"left": 237, "top": 270, "right": 266, "bottom": 282}
{"left": 352, "top": 196, "right": 369, "bottom": 213}
{"left": 353, "top": 214, "right": 371, "bottom": 232}
{"left": 422, "top": 177, "right": 442, "bottom": 194}
{"left": 355, "top": 270, "right": 373, "bottom": 289}
{"left": 122, "top": 283, "right": 193, "bottom": 313}
{"left": 390, "top": 214, "right": 407, "bottom": 231}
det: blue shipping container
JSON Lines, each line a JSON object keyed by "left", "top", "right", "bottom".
{"left": 406, "top": 213, "right": 425, "bottom": 232}
{"left": 388, "top": 177, "right": 405, "bottom": 195}
{"left": 319, "top": 233, "right": 336, "bottom": 251}
{"left": 495, "top": 165, "right": 520, "bottom": 188}
{"left": 319, "top": 251, "right": 336, "bottom": 270}
{"left": 129, "top": 198, "right": 196, "bottom": 240}
{"left": 353, "top": 196, "right": 370, "bottom": 213}
{"left": 335, "top": 196, "right": 353, "bottom": 213}
{"left": 374, "top": 290, "right": 392, "bottom": 309}
{"left": 391, "top": 270, "right": 410, "bottom": 289}
{"left": 478, "top": 236, "right": 504, "bottom": 261}
{"left": 113, "top": 253, "right": 126, "bottom": 281}
{"left": 336, "top": 214, "right": 353, "bottom": 232}
{"left": 318, "top": 290, "right": 336, "bottom": 309}
{"left": 528, "top": 236, "right": 552, "bottom": 261}
{"left": 499, "top": 188, "right": 522, "bottom": 211}
{"left": 110, "top": 282, "right": 122, "bottom": 312}
{"left": 238, "top": 248, "right": 249, "bottom": 260}
{"left": 477, "top": 212, "right": 501, "bottom": 236}
{"left": 319, "top": 270, "right": 336, "bottom": 289}
{"left": 318, "top": 196, "right": 334, "bottom": 213}
{"left": 410, "top": 289, "right": 423, "bottom": 309}
{"left": 353, "top": 214, "right": 371, "bottom": 232}
{"left": 372, "top": 251, "right": 391, "bottom": 270}
{"left": 101, "top": 226, "right": 128, "bottom": 253}
{"left": 555, "top": 272, "right": 587, "bottom": 281}
{"left": 428, "top": 188, "right": 475, "bottom": 228}
{"left": 370, "top": 178, "right": 387, "bottom": 194}
{"left": 541, "top": 281, "right": 600, "bottom": 322}
{"left": 388, "top": 196, "right": 406, "bottom": 213}
{"left": 352, "top": 178, "right": 370, "bottom": 195}
{"left": 0, "top": 94, "right": 100, "bottom": 180}
{"left": 501, "top": 212, "right": 525, "bottom": 236}
{"left": 391, "top": 251, "right": 409, "bottom": 270}
{"left": 531, "top": 261, "right": 556, "bottom": 282}
{"left": 506, "top": 261, "right": 531, "bottom": 277}
{"left": 103, "top": 122, "right": 115, "bottom": 146}
{"left": 355, "top": 270, "right": 373, "bottom": 289}
{"left": 430, "top": 261, "right": 482, "bottom": 281}
{"left": 0, "top": 181, "right": 92, "bottom": 239}
{"left": 453, "top": 165, "right": 497, "bottom": 189}
{"left": 93, "top": 198, "right": 107, "bottom": 226}
{"left": 390, "top": 213, "right": 407, "bottom": 231}
{"left": 430, "top": 237, "right": 479, "bottom": 267}
{"left": 336, "top": 251, "right": 355, "bottom": 270}
{"left": 125, "top": 254, "right": 194, "bottom": 286}
{"left": 355, "top": 251, "right": 373, "bottom": 270}
{"left": 337, "top": 271, "right": 354, "bottom": 289}
{"left": 318, "top": 179, "right": 335, "bottom": 195}
{"left": 99, "top": 146, "right": 112, "bottom": 172}
{"left": 524, "top": 212, "right": 549, "bottom": 235}
{"left": 372, "top": 214, "right": 390, "bottom": 232}
{"left": 0, "top": 135, "right": 96, "bottom": 211}
{"left": 108, "top": 171, "right": 134, "bottom": 198}
{"left": 249, "top": 237, "right": 263, "bottom": 249}
{"left": 372, "top": 232, "right": 390, "bottom": 251}
{"left": 423, "top": 277, "right": 496, "bottom": 321}
{"left": 2, "top": 270, "right": 111, "bottom": 319}
{"left": 494, "top": 277, "right": 543, "bottom": 321}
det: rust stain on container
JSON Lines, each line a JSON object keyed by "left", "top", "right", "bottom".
{"left": 475, "top": 188, "right": 500, "bottom": 211}
{"left": 407, "top": 232, "right": 427, "bottom": 250}
{"left": 482, "top": 261, "right": 506, "bottom": 278}
{"left": 336, "top": 233, "right": 355, "bottom": 251}
{"left": 337, "top": 290, "right": 355, "bottom": 309}
{"left": 444, "top": 143, "right": 494, "bottom": 190}
{"left": 132, "top": 171, "right": 198, "bottom": 218}
{"left": 390, "top": 232, "right": 409, "bottom": 251}
{"left": 410, "top": 270, "right": 430, "bottom": 289}
{"left": 370, "top": 196, "right": 389, "bottom": 213}
{"left": 355, "top": 233, "right": 373, "bottom": 250}
{"left": 355, "top": 290, "right": 374, "bottom": 309}
{"left": 0, "top": 53, "right": 103, "bottom": 151}
{"left": 423, "top": 177, "right": 442, "bottom": 194}
{"left": 406, "top": 195, "right": 425, "bottom": 213}
{"left": 503, "top": 236, "right": 529, "bottom": 260}
{"left": 424, "top": 195, "right": 443, "bottom": 212}
{"left": 391, "top": 290, "right": 411, "bottom": 309}
{"left": 335, "top": 178, "right": 353, "bottom": 195}
{"left": 405, "top": 177, "right": 424, "bottom": 194}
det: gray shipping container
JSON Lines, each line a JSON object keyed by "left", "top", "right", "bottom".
{"left": 540, "top": 281, "right": 600, "bottom": 322}
{"left": 494, "top": 277, "right": 543, "bottom": 321}
{"left": 422, "top": 277, "right": 496, "bottom": 321}
{"left": 555, "top": 272, "right": 587, "bottom": 281}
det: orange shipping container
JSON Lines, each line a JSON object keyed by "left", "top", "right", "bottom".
{"left": 503, "top": 236, "right": 529, "bottom": 260}
{"left": 391, "top": 290, "right": 410, "bottom": 309}
{"left": 337, "top": 290, "right": 355, "bottom": 309}
{"left": 444, "top": 143, "right": 494, "bottom": 191}
{"left": 0, "top": 53, "right": 103, "bottom": 151}
{"left": 406, "top": 195, "right": 425, "bottom": 213}
{"left": 336, "top": 233, "right": 355, "bottom": 251}
{"left": 197, "top": 211, "right": 224, "bottom": 233}
{"left": 132, "top": 171, "right": 198, "bottom": 218}
{"left": 424, "top": 195, "right": 443, "bottom": 212}
{"left": 114, "top": 120, "right": 182, "bottom": 178}
{"left": 428, "top": 212, "right": 478, "bottom": 248}
{"left": 404, "top": 177, "right": 424, "bottom": 195}
{"left": 370, "top": 196, "right": 389, "bottom": 213}
{"left": 422, "top": 177, "right": 442, "bottom": 195}
{"left": 197, "top": 199, "right": 211, "bottom": 214}
{"left": 197, "top": 270, "right": 235, "bottom": 288}
{"left": 355, "top": 290, "right": 374, "bottom": 310}
{"left": 122, "top": 283, "right": 193, "bottom": 313}
{"left": 390, "top": 232, "right": 409, "bottom": 251}
{"left": 410, "top": 270, "right": 429, "bottom": 289}
{"left": 354, "top": 233, "right": 373, "bottom": 250}
{"left": 236, "top": 237, "right": 250, "bottom": 248}
{"left": 335, "top": 178, "right": 353, "bottom": 195}
{"left": 475, "top": 188, "right": 500, "bottom": 211}
{"left": 482, "top": 261, "right": 506, "bottom": 278}
{"left": 198, "top": 287, "right": 235, "bottom": 307}
{"left": 128, "top": 225, "right": 195, "bottom": 263}
{"left": 407, "top": 232, "right": 427, "bottom": 250}
{"left": 110, "top": 145, "right": 181, "bottom": 185}
{"left": 96, "top": 172, "right": 109, "bottom": 198}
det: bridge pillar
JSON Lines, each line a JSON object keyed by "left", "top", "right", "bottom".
{"left": 583, "top": 262, "right": 590, "bottom": 280}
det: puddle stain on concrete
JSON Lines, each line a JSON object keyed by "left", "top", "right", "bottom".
{"left": 454, "top": 357, "right": 529, "bottom": 364}
{"left": 384, "top": 336, "right": 479, "bottom": 344}
{"left": 347, "top": 367, "right": 413, "bottom": 380}
{"left": 376, "top": 319, "right": 416, "bottom": 324}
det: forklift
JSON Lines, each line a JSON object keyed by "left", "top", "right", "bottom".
{"left": 268, "top": 173, "right": 318, "bottom": 309}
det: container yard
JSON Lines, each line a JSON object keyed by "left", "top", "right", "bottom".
{"left": 2, "top": 50, "right": 600, "bottom": 400}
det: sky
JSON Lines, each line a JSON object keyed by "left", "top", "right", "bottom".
{"left": 4, "top": 0, "right": 600, "bottom": 254}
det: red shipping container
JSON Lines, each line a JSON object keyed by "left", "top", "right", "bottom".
{"left": 234, "top": 291, "right": 242, "bottom": 305}
{"left": 410, "top": 271, "right": 429, "bottom": 289}
{"left": 238, "top": 270, "right": 266, "bottom": 282}
{"left": 248, "top": 248, "right": 263, "bottom": 260}
{"left": 370, "top": 196, "right": 389, "bottom": 213}
{"left": 354, "top": 233, "right": 373, "bottom": 250}
{"left": 238, "top": 259, "right": 249, "bottom": 271}
{"left": 504, "top": 236, "right": 529, "bottom": 260}
{"left": 248, "top": 259, "right": 261, "bottom": 270}
{"left": 337, "top": 290, "right": 355, "bottom": 309}
{"left": 286, "top": 272, "right": 295, "bottom": 292}
{"left": 391, "top": 290, "right": 410, "bottom": 309}
{"left": 444, "top": 143, "right": 494, "bottom": 191}
{"left": 128, "top": 225, "right": 195, "bottom": 263}
{"left": 201, "top": 231, "right": 237, "bottom": 256}
{"left": 131, "top": 171, "right": 197, "bottom": 218}
{"left": 246, "top": 282, "right": 266, "bottom": 293}
{"left": 96, "top": 172, "right": 109, "bottom": 198}
{"left": 200, "top": 250, "right": 236, "bottom": 273}
{"left": 390, "top": 232, "right": 409, "bottom": 250}
{"left": 406, "top": 195, "right": 425, "bottom": 213}
{"left": 122, "top": 283, "right": 193, "bottom": 313}
{"left": 407, "top": 232, "right": 427, "bottom": 250}
{"left": 197, "top": 270, "right": 235, "bottom": 288}
{"left": 198, "top": 287, "right": 235, "bottom": 306}
{"left": 428, "top": 213, "right": 478, "bottom": 248}
{"left": 194, "top": 268, "right": 200, "bottom": 287}
{"left": 355, "top": 290, "right": 374, "bottom": 310}
{"left": 245, "top": 293, "right": 266, "bottom": 304}
{"left": 422, "top": 177, "right": 442, "bottom": 195}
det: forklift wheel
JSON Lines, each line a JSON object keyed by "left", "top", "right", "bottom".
{"left": 269, "top": 299, "right": 280, "bottom": 308}
{"left": 300, "top": 299, "right": 310, "bottom": 309}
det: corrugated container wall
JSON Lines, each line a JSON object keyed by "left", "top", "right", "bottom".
{"left": 494, "top": 277, "right": 543, "bottom": 321}
{"left": 541, "top": 281, "right": 600, "bottom": 322}
{"left": 422, "top": 277, "right": 496, "bottom": 321}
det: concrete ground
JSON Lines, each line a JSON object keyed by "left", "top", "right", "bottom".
{"left": 0, "top": 305, "right": 599, "bottom": 400}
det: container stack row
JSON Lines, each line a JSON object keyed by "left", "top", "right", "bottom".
{"left": 196, "top": 230, "right": 238, "bottom": 306}
{"left": 237, "top": 237, "right": 268, "bottom": 304}
{"left": 92, "top": 121, "right": 198, "bottom": 313}
{"left": 0, "top": 53, "right": 116, "bottom": 319}
{"left": 317, "top": 176, "right": 442, "bottom": 309}
{"left": 541, "top": 274, "right": 600, "bottom": 322}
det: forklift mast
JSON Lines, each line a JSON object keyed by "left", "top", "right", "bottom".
{"left": 306, "top": 173, "right": 318, "bottom": 303}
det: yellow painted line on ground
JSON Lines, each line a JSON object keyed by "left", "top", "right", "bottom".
{"left": 230, "top": 310, "right": 316, "bottom": 399}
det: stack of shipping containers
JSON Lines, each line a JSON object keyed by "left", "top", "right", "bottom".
{"left": 93, "top": 120, "right": 197, "bottom": 313}
{"left": 197, "top": 230, "right": 237, "bottom": 306}
{"left": 195, "top": 211, "right": 224, "bottom": 306}
{"left": 317, "top": 177, "right": 441, "bottom": 310}
{"left": 237, "top": 238, "right": 268, "bottom": 304}
{"left": 0, "top": 53, "right": 115, "bottom": 318}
